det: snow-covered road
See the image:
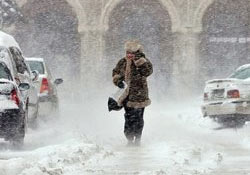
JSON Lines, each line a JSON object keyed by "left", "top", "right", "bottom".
{"left": 1, "top": 97, "right": 250, "bottom": 175}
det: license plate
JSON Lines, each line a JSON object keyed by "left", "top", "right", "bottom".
{"left": 212, "top": 89, "right": 225, "bottom": 99}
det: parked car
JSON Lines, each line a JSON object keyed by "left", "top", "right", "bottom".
{"left": 202, "top": 64, "right": 250, "bottom": 127}
{"left": 0, "top": 60, "right": 30, "bottom": 145}
{"left": 24, "top": 62, "right": 40, "bottom": 124}
{"left": 0, "top": 31, "right": 39, "bottom": 126}
{"left": 25, "top": 57, "right": 63, "bottom": 117}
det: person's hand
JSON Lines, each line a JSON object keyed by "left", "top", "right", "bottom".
{"left": 134, "top": 52, "right": 144, "bottom": 60}
{"left": 117, "top": 80, "right": 125, "bottom": 89}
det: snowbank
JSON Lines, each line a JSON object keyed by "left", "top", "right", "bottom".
{"left": 0, "top": 138, "right": 104, "bottom": 175}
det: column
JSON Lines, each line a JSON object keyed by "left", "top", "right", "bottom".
{"left": 171, "top": 29, "right": 201, "bottom": 98}
{"left": 79, "top": 27, "right": 105, "bottom": 96}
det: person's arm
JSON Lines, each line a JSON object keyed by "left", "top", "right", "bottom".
{"left": 112, "top": 59, "right": 125, "bottom": 87}
{"left": 134, "top": 57, "right": 153, "bottom": 77}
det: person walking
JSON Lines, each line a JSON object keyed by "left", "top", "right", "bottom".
{"left": 112, "top": 40, "right": 153, "bottom": 146}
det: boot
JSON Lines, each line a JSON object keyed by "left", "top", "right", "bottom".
{"left": 126, "top": 139, "right": 134, "bottom": 147}
{"left": 134, "top": 138, "right": 141, "bottom": 146}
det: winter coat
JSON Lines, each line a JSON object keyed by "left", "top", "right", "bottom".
{"left": 112, "top": 54, "right": 153, "bottom": 108}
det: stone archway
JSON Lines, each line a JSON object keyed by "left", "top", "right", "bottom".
{"left": 193, "top": 0, "right": 215, "bottom": 32}
{"left": 103, "top": 0, "right": 174, "bottom": 97}
{"left": 15, "top": 0, "right": 82, "bottom": 85}
{"left": 101, "top": 0, "right": 180, "bottom": 32}
{"left": 17, "top": 0, "right": 87, "bottom": 33}
{"left": 200, "top": 0, "right": 250, "bottom": 81}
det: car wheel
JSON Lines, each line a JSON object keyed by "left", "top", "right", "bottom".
{"left": 25, "top": 103, "right": 28, "bottom": 132}
{"left": 10, "top": 113, "right": 26, "bottom": 148}
{"left": 30, "top": 103, "right": 39, "bottom": 129}
{"left": 217, "top": 115, "right": 246, "bottom": 128}
{"left": 33, "top": 102, "right": 39, "bottom": 119}
{"left": 10, "top": 136, "right": 24, "bottom": 148}
{"left": 233, "top": 115, "right": 246, "bottom": 128}
{"left": 209, "top": 115, "right": 217, "bottom": 122}
{"left": 52, "top": 101, "right": 60, "bottom": 117}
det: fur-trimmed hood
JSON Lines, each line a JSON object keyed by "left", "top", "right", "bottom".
{"left": 125, "top": 40, "right": 143, "bottom": 53}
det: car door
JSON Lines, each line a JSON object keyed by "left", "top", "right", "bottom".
{"left": 9, "top": 47, "right": 31, "bottom": 104}
{"left": 25, "top": 64, "right": 39, "bottom": 106}
{"left": 25, "top": 59, "right": 44, "bottom": 95}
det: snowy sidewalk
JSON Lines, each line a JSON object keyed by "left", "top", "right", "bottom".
{"left": 1, "top": 100, "right": 250, "bottom": 175}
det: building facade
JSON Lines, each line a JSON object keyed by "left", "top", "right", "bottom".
{"left": 14, "top": 0, "right": 250, "bottom": 95}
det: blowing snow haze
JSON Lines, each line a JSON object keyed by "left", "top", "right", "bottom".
{"left": 1, "top": 0, "right": 250, "bottom": 175}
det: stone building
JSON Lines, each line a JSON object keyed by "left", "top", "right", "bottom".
{"left": 13, "top": 0, "right": 250, "bottom": 96}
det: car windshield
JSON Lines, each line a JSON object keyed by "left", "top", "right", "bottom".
{"left": 0, "top": 63, "right": 12, "bottom": 80}
{"left": 230, "top": 67, "right": 250, "bottom": 79}
{"left": 27, "top": 61, "right": 44, "bottom": 74}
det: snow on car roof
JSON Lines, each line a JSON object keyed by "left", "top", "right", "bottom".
{"left": 236, "top": 64, "right": 250, "bottom": 71}
{"left": 25, "top": 57, "right": 44, "bottom": 62}
{"left": 0, "top": 78, "right": 16, "bottom": 86}
{"left": 0, "top": 31, "right": 20, "bottom": 49}
{"left": 0, "top": 47, "right": 15, "bottom": 72}
{"left": 206, "top": 78, "right": 239, "bottom": 84}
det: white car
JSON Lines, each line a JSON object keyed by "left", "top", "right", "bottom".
{"left": 23, "top": 62, "right": 40, "bottom": 123}
{"left": 0, "top": 60, "right": 30, "bottom": 146}
{"left": 0, "top": 31, "right": 39, "bottom": 125}
{"left": 202, "top": 64, "right": 250, "bottom": 127}
{"left": 25, "top": 57, "right": 63, "bottom": 117}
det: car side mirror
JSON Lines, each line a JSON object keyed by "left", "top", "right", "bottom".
{"left": 31, "top": 70, "right": 39, "bottom": 81}
{"left": 54, "top": 78, "right": 63, "bottom": 85}
{"left": 19, "top": 83, "right": 30, "bottom": 91}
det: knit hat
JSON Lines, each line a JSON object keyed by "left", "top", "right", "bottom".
{"left": 124, "top": 40, "right": 143, "bottom": 53}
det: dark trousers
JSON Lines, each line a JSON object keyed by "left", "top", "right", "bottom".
{"left": 124, "top": 105, "right": 145, "bottom": 141}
